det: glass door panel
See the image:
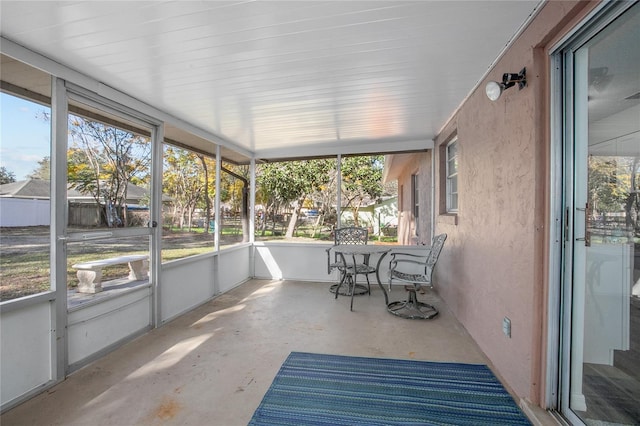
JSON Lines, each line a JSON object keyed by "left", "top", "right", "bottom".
{"left": 568, "top": 4, "right": 640, "bottom": 424}
{"left": 64, "top": 96, "right": 153, "bottom": 299}
{"left": 66, "top": 105, "right": 152, "bottom": 231}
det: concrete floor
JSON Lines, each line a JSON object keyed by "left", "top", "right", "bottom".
{"left": 2, "top": 279, "right": 505, "bottom": 426}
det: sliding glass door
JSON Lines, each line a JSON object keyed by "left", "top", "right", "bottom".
{"left": 561, "top": 3, "right": 640, "bottom": 424}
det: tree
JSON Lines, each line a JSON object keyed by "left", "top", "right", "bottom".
{"left": 220, "top": 163, "right": 250, "bottom": 242}
{"left": 340, "top": 155, "right": 385, "bottom": 227}
{"left": 624, "top": 158, "right": 640, "bottom": 234}
{"left": 588, "top": 157, "right": 627, "bottom": 215}
{"left": 308, "top": 167, "right": 338, "bottom": 236}
{"left": 67, "top": 115, "right": 151, "bottom": 227}
{"left": 28, "top": 156, "right": 50, "bottom": 180}
{"left": 0, "top": 166, "right": 16, "bottom": 184}
{"left": 588, "top": 155, "right": 640, "bottom": 236}
{"left": 197, "top": 154, "right": 213, "bottom": 233}
{"left": 257, "top": 159, "right": 333, "bottom": 238}
{"left": 163, "top": 146, "right": 203, "bottom": 230}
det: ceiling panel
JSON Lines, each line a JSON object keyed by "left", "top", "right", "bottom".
{"left": 0, "top": 1, "right": 541, "bottom": 159}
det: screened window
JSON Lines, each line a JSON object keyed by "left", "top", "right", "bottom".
{"left": 255, "top": 158, "right": 337, "bottom": 241}
{"left": 446, "top": 139, "right": 458, "bottom": 212}
{"left": 161, "top": 144, "right": 216, "bottom": 261}
{"left": 0, "top": 92, "right": 52, "bottom": 301}
{"left": 254, "top": 155, "right": 396, "bottom": 242}
{"left": 219, "top": 160, "right": 249, "bottom": 248}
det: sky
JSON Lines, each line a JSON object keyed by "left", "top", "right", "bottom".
{"left": 0, "top": 92, "right": 51, "bottom": 181}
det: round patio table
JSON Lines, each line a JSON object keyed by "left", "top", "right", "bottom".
{"left": 332, "top": 245, "right": 391, "bottom": 311}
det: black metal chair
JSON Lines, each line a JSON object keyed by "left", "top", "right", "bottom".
{"left": 387, "top": 233, "right": 447, "bottom": 319}
{"left": 326, "top": 227, "right": 375, "bottom": 296}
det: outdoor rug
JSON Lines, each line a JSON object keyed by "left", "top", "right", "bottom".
{"left": 248, "top": 352, "right": 531, "bottom": 426}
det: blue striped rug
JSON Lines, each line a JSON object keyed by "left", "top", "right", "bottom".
{"left": 249, "top": 352, "right": 531, "bottom": 426}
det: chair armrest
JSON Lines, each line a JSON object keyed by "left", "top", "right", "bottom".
{"left": 390, "top": 251, "right": 430, "bottom": 261}
{"left": 391, "top": 258, "right": 429, "bottom": 266}
{"left": 389, "top": 257, "right": 430, "bottom": 280}
{"left": 390, "top": 257, "right": 428, "bottom": 270}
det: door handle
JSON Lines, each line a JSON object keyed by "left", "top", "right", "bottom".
{"left": 81, "top": 232, "right": 113, "bottom": 240}
{"left": 575, "top": 203, "right": 590, "bottom": 247}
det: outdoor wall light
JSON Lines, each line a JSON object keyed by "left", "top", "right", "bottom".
{"left": 485, "top": 68, "right": 527, "bottom": 101}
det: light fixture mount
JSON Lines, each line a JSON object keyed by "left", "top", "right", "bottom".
{"left": 485, "top": 67, "right": 527, "bottom": 101}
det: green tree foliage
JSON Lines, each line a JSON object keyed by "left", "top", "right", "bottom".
{"left": 255, "top": 156, "right": 393, "bottom": 237}
{"left": 220, "top": 162, "right": 249, "bottom": 214}
{"left": 341, "top": 155, "right": 385, "bottom": 227}
{"left": 257, "top": 159, "right": 333, "bottom": 237}
{"left": 161, "top": 146, "right": 254, "bottom": 240}
{"left": 0, "top": 166, "right": 16, "bottom": 184}
{"left": 197, "top": 154, "right": 213, "bottom": 233}
{"left": 220, "top": 162, "right": 250, "bottom": 241}
{"left": 163, "top": 146, "right": 204, "bottom": 230}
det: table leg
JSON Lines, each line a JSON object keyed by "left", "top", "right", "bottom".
{"left": 350, "top": 254, "right": 357, "bottom": 311}
{"left": 374, "top": 251, "right": 389, "bottom": 305}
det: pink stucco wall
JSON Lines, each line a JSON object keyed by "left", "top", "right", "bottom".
{"left": 427, "top": 0, "right": 597, "bottom": 406}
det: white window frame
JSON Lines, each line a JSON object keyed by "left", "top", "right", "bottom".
{"left": 411, "top": 174, "right": 419, "bottom": 235}
{"left": 446, "top": 138, "right": 458, "bottom": 213}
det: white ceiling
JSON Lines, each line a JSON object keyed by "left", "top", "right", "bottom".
{"left": 0, "top": 1, "right": 541, "bottom": 160}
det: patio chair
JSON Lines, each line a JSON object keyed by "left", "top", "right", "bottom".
{"left": 326, "top": 226, "right": 376, "bottom": 296}
{"left": 387, "top": 233, "right": 447, "bottom": 319}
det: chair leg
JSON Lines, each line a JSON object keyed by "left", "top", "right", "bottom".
{"left": 350, "top": 275, "right": 355, "bottom": 311}
{"left": 387, "top": 288, "right": 438, "bottom": 320}
{"left": 331, "top": 271, "right": 368, "bottom": 297}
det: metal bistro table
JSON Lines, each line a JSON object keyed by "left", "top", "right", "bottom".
{"left": 332, "top": 245, "right": 391, "bottom": 311}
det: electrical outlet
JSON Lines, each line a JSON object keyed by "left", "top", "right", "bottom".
{"left": 503, "top": 317, "right": 511, "bottom": 338}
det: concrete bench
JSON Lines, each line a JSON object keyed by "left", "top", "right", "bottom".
{"left": 72, "top": 254, "right": 149, "bottom": 294}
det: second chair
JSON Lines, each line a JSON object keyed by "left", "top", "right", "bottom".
{"left": 387, "top": 233, "right": 447, "bottom": 319}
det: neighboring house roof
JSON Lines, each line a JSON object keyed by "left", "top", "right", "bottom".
{"left": 0, "top": 179, "right": 170, "bottom": 202}
{"left": 0, "top": 179, "right": 68, "bottom": 199}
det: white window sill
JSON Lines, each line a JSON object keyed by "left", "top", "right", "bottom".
{"left": 438, "top": 213, "right": 458, "bottom": 226}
